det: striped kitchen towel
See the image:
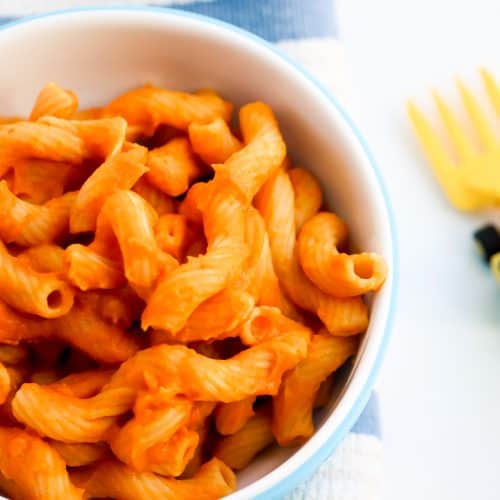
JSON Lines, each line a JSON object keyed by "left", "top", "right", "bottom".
{"left": 0, "top": 1, "right": 382, "bottom": 499}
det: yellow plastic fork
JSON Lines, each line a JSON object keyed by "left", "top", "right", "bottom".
{"left": 408, "top": 69, "right": 500, "bottom": 211}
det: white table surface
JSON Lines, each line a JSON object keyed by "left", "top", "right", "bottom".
{"left": 338, "top": 1, "right": 500, "bottom": 499}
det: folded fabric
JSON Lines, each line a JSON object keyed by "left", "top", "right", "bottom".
{"left": 0, "top": 1, "right": 382, "bottom": 498}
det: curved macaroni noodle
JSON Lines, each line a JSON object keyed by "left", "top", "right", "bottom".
{"left": 214, "top": 414, "right": 274, "bottom": 470}
{"left": 272, "top": 332, "right": 359, "bottom": 446}
{"left": 146, "top": 137, "right": 204, "bottom": 197}
{"left": 255, "top": 169, "right": 369, "bottom": 335}
{"left": 0, "top": 427, "right": 83, "bottom": 499}
{"left": 65, "top": 243, "right": 126, "bottom": 291}
{"left": 19, "top": 244, "right": 66, "bottom": 273}
{"left": 99, "top": 190, "right": 162, "bottom": 289}
{"left": 30, "top": 82, "right": 79, "bottom": 121}
{"left": 240, "top": 207, "right": 298, "bottom": 317}
{"left": 289, "top": 167, "right": 323, "bottom": 231}
{"left": 84, "top": 457, "right": 236, "bottom": 500}
{"left": 0, "top": 181, "right": 76, "bottom": 247}
{"left": 151, "top": 288, "right": 255, "bottom": 344}
{"left": 110, "top": 394, "right": 192, "bottom": 473}
{"left": 297, "top": 212, "right": 388, "bottom": 297}
{"left": 104, "top": 85, "right": 233, "bottom": 133}
{"left": 51, "top": 441, "right": 108, "bottom": 467}
{"left": 13, "top": 158, "right": 72, "bottom": 204}
{"left": 70, "top": 144, "right": 148, "bottom": 233}
{"left": 133, "top": 177, "right": 175, "bottom": 216}
{"left": 214, "top": 102, "right": 286, "bottom": 202}
{"left": 214, "top": 397, "right": 256, "bottom": 436}
{"left": 0, "top": 240, "right": 74, "bottom": 318}
{"left": 188, "top": 118, "right": 242, "bottom": 164}
{"left": 12, "top": 384, "right": 134, "bottom": 443}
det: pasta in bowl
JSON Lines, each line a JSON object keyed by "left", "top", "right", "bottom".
{"left": 0, "top": 8, "right": 395, "bottom": 500}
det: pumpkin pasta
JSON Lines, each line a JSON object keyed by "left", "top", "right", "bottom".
{"left": 0, "top": 81, "right": 387, "bottom": 499}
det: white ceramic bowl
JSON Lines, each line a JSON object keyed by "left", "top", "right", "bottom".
{"left": 0, "top": 7, "right": 397, "bottom": 499}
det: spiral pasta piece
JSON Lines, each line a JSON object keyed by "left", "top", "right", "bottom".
{"left": 256, "top": 169, "right": 368, "bottom": 335}
{"left": 147, "top": 402, "right": 214, "bottom": 477}
{"left": 0, "top": 180, "right": 76, "bottom": 246}
{"left": 297, "top": 212, "right": 388, "bottom": 297}
{"left": 51, "top": 441, "right": 108, "bottom": 467}
{"left": 214, "top": 102, "right": 286, "bottom": 202}
{"left": 214, "top": 414, "right": 274, "bottom": 470}
{"left": 240, "top": 207, "right": 298, "bottom": 317}
{"left": 65, "top": 243, "right": 126, "bottom": 291}
{"left": 104, "top": 85, "right": 233, "bottom": 133}
{"left": 289, "top": 167, "right": 324, "bottom": 231}
{"left": 149, "top": 428, "right": 200, "bottom": 477}
{"left": 272, "top": 332, "right": 359, "bottom": 446}
{"left": 214, "top": 397, "right": 256, "bottom": 436}
{"left": 238, "top": 305, "right": 309, "bottom": 346}
{"left": 110, "top": 394, "right": 192, "bottom": 472}
{"left": 142, "top": 182, "right": 248, "bottom": 333}
{"left": 0, "top": 120, "right": 85, "bottom": 163}
{"left": 96, "top": 190, "right": 162, "bottom": 289}
{"left": 152, "top": 288, "right": 255, "bottom": 344}
{"left": 146, "top": 137, "right": 204, "bottom": 197}
{"left": 49, "top": 369, "right": 114, "bottom": 398}
{"left": 0, "top": 427, "right": 84, "bottom": 500}
{"left": 83, "top": 457, "right": 236, "bottom": 500}
{"left": 19, "top": 244, "right": 66, "bottom": 273}
{"left": 0, "top": 288, "right": 139, "bottom": 360}
{"left": 182, "top": 422, "right": 209, "bottom": 479}
{"left": 0, "top": 300, "right": 54, "bottom": 344}
{"left": 38, "top": 116, "right": 127, "bottom": 161}
{"left": 0, "top": 240, "right": 74, "bottom": 318}
{"left": 0, "top": 115, "right": 125, "bottom": 175}
{"left": 13, "top": 158, "right": 72, "bottom": 204}
{"left": 30, "top": 82, "right": 79, "bottom": 121}
{"left": 188, "top": 118, "right": 242, "bottom": 164}
{"left": 54, "top": 296, "right": 141, "bottom": 364}
{"left": 70, "top": 144, "right": 149, "bottom": 233}
{"left": 12, "top": 384, "right": 134, "bottom": 443}
{"left": 105, "top": 327, "right": 310, "bottom": 402}
{"left": 133, "top": 177, "right": 175, "bottom": 216}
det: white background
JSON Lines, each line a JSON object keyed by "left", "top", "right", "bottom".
{"left": 338, "top": 1, "right": 500, "bottom": 499}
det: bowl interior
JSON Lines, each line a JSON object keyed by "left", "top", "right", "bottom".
{"left": 0, "top": 9, "right": 394, "bottom": 499}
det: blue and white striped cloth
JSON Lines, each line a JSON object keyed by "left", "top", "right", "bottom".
{"left": 0, "top": 1, "right": 382, "bottom": 498}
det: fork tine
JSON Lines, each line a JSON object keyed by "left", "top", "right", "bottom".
{"left": 456, "top": 78, "right": 497, "bottom": 151}
{"left": 408, "top": 100, "right": 457, "bottom": 186}
{"left": 408, "top": 101, "right": 487, "bottom": 211}
{"left": 433, "top": 90, "right": 474, "bottom": 160}
{"left": 481, "top": 68, "right": 500, "bottom": 115}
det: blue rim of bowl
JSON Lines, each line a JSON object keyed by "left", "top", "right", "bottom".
{"left": 0, "top": 6, "right": 399, "bottom": 499}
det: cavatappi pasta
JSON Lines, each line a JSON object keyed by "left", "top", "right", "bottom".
{"left": 0, "top": 82, "right": 387, "bottom": 499}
